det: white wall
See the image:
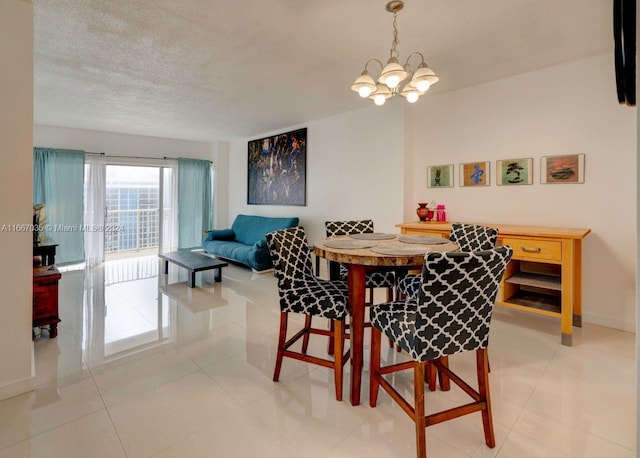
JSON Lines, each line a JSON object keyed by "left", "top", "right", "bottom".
{"left": 0, "top": 0, "right": 35, "bottom": 400}
{"left": 407, "top": 53, "right": 637, "bottom": 331}
{"left": 34, "top": 125, "right": 214, "bottom": 161}
{"left": 227, "top": 102, "right": 405, "bottom": 243}
{"left": 214, "top": 142, "right": 230, "bottom": 230}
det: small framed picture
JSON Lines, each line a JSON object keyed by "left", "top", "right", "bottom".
{"left": 459, "top": 161, "right": 490, "bottom": 187}
{"left": 427, "top": 164, "right": 454, "bottom": 188}
{"left": 541, "top": 154, "right": 585, "bottom": 184}
{"left": 496, "top": 158, "right": 533, "bottom": 185}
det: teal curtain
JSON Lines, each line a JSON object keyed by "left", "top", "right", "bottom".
{"left": 177, "top": 158, "right": 213, "bottom": 249}
{"left": 33, "top": 148, "right": 86, "bottom": 264}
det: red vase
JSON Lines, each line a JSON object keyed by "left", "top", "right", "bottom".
{"left": 416, "top": 203, "right": 429, "bottom": 222}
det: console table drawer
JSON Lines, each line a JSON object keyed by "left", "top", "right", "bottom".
{"left": 502, "top": 237, "right": 561, "bottom": 262}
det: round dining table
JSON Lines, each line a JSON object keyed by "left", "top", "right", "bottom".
{"left": 313, "top": 234, "right": 458, "bottom": 406}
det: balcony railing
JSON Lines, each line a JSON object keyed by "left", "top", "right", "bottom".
{"left": 105, "top": 208, "right": 159, "bottom": 254}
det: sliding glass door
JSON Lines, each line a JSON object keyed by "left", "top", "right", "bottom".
{"left": 84, "top": 161, "right": 177, "bottom": 263}
{"left": 105, "top": 165, "right": 160, "bottom": 258}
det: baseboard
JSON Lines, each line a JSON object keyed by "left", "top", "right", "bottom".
{"left": 581, "top": 312, "right": 636, "bottom": 333}
{"left": 0, "top": 348, "right": 35, "bottom": 401}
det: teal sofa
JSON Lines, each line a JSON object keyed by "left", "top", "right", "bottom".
{"left": 203, "top": 214, "right": 299, "bottom": 271}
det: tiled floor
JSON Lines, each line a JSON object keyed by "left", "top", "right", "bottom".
{"left": 1, "top": 255, "right": 635, "bottom": 457}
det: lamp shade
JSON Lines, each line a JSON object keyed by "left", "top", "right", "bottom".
{"left": 378, "top": 58, "right": 408, "bottom": 89}
{"left": 409, "top": 63, "right": 439, "bottom": 92}
{"left": 400, "top": 85, "right": 421, "bottom": 103}
{"left": 370, "top": 83, "right": 392, "bottom": 105}
{"left": 351, "top": 70, "right": 378, "bottom": 98}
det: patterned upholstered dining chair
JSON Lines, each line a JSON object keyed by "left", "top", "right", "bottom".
{"left": 324, "top": 219, "right": 397, "bottom": 353}
{"left": 369, "top": 247, "right": 513, "bottom": 458}
{"left": 265, "top": 226, "right": 350, "bottom": 401}
{"left": 325, "top": 220, "right": 396, "bottom": 302}
{"left": 397, "top": 223, "right": 499, "bottom": 299}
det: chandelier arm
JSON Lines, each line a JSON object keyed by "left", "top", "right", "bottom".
{"left": 404, "top": 52, "right": 426, "bottom": 67}
{"left": 364, "top": 58, "right": 384, "bottom": 73}
{"left": 400, "top": 63, "right": 414, "bottom": 86}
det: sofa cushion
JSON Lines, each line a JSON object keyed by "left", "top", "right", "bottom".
{"left": 203, "top": 240, "right": 259, "bottom": 270}
{"left": 205, "top": 228, "right": 235, "bottom": 241}
{"left": 231, "top": 214, "right": 300, "bottom": 245}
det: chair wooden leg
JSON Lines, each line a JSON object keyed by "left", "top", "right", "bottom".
{"left": 327, "top": 319, "right": 335, "bottom": 355}
{"left": 414, "top": 361, "right": 427, "bottom": 458}
{"left": 369, "top": 326, "right": 382, "bottom": 407}
{"left": 426, "top": 363, "right": 437, "bottom": 391}
{"left": 301, "top": 315, "right": 312, "bottom": 354}
{"left": 438, "top": 356, "right": 451, "bottom": 391}
{"left": 477, "top": 348, "right": 495, "bottom": 448}
{"left": 333, "top": 319, "right": 344, "bottom": 401}
{"left": 273, "top": 312, "right": 288, "bottom": 382}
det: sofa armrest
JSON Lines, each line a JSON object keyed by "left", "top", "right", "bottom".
{"left": 205, "top": 229, "right": 236, "bottom": 241}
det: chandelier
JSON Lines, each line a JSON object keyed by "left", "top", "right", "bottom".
{"left": 350, "top": 1, "right": 439, "bottom": 105}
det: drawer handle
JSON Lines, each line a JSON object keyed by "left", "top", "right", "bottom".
{"left": 521, "top": 246, "right": 541, "bottom": 253}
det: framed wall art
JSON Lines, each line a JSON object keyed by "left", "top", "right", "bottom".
{"left": 247, "top": 128, "right": 307, "bottom": 205}
{"left": 496, "top": 158, "right": 533, "bottom": 185}
{"left": 541, "top": 154, "right": 585, "bottom": 184}
{"left": 427, "top": 164, "right": 454, "bottom": 188}
{"left": 459, "top": 161, "right": 490, "bottom": 187}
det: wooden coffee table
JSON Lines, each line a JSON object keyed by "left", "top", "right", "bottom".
{"left": 159, "top": 251, "right": 228, "bottom": 288}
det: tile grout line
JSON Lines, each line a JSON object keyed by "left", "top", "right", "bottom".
{"left": 493, "top": 342, "right": 561, "bottom": 456}
{"left": 86, "top": 366, "right": 131, "bottom": 457}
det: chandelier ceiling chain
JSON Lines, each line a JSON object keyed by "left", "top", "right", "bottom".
{"left": 390, "top": 12, "right": 400, "bottom": 59}
{"left": 351, "top": 1, "right": 439, "bottom": 106}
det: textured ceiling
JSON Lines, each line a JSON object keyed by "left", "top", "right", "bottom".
{"left": 34, "top": 0, "right": 612, "bottom": 142}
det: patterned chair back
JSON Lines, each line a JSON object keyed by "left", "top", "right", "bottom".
{"left": 413, "top": 246, "right": 513, "bottom": 362}
{"left": 325, "top": 220, "right": 374, "bottom": 281}
{"left": 449, "top": 223, "right": 499, "bottom": 252}
{"left": 325, "top": 220, "right": 374, "bottom": 237}
{"left": 266, "top": 226, "right": 315, "bottom": 291}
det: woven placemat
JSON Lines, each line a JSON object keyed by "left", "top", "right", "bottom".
{"left": 324, "top": 239, "right": 378, "bottom": 249}
{"left": 370, "top": 244, "right": 431, "bottom": 256}
{"left": 349, "top": 233, "right": 397, "bottom": 241}
{"left": 398, "top": 235, "right": 449, "bottom": 245}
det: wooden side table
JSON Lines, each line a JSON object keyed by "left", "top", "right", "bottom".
{"left": 33, "top": 265, "right": 62, "bottom": 338}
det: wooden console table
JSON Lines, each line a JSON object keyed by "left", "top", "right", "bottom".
{"left": 33, "top": 265, "right": 62, "bottom": 338}
{"left": 397, "top": 222, "right": 591, "bottom": 346}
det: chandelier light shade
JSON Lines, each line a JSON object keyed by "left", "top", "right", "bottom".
{"left": 351, "top": 1, "right": 439, "bottom": 105}
{"left": 350, "top": 70, "right": 377, "bottom": 98}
